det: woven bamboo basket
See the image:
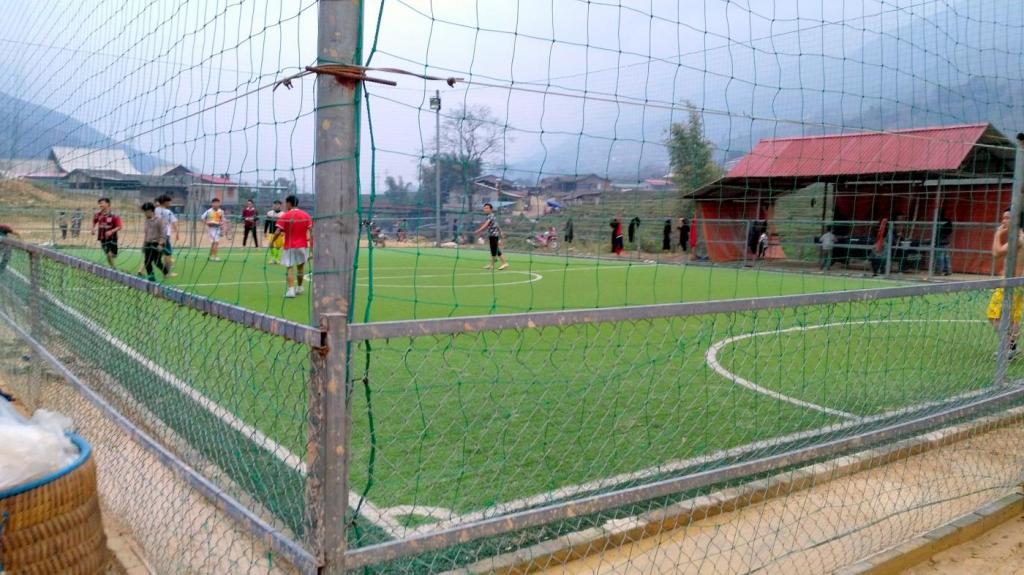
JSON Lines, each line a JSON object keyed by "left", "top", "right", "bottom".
{"left": 0, "top": 434, "right": 108, "bottom": 575}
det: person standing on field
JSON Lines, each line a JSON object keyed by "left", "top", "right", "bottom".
{"left": 610, "top": 216, "right": 624, "bottom": 255}
{"left": 264, "top": 200, "right": 282, "bottom": 235}
{"left": 936, "top": 213, "right": 954, "bottom": 276}
{"left": 264, "top": 200, "right": 284, "bottom": 264}
{"left": 662, "top": 219, "right": 672, "bottom": 251}
{"left": 677, "top": 217, "right": 690, "bottom": 252}
{"left": 241, "top": 199, "right": 259, "bottom": 247}
{"left": 71, "top": 208, "right": 83, "bottom": 239}
{"left": 474, "top": 203, "right": 509, "bottom": 270}
{"left": 58, "top": 211, "right": 68, "bottom": 240}
{"left": 270, "top": 195, "right": 313, "bottom": 298}
{"left": 819, "top": 226, "right": 836, "bottom": 271}
{"left": 91, "top": 197, "right": 122, "bottom": 268}
{"left": 155, "top": 195, "right": 179, "bottom": 277}
{"left": 988, "top": 207, "right": 1024, "bottom": 359}
{"left": 139, "top": 202, "right": 167, "bottom": 281}
{"left": 0, "top": 224, "right": 22, "bottom": 273}
{"left": 200, "top": 198, "right": 225, "bottom": 261}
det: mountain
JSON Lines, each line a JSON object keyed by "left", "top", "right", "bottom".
{"left": 0, "top": 91, "right": 165, "bottom": 173}
{"left": 507, "top": 0, "right": 1024, "bottom": 180}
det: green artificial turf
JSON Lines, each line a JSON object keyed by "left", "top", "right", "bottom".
{"left": 17, "top": 244, "right": 1015, "bottom": 537}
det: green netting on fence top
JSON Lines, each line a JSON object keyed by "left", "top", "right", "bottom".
{"left": 3, "top": 0, "right": 1024, "bottom": 573}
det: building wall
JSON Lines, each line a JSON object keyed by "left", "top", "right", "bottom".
{"left": 945, "top": 186, "right": 1006, "bottom": 275}
{"left": 834, "top": 182, "right": 1005, "bottom": 275}
{"left": 696, "top": 200, "right": 782, "bottom": 262}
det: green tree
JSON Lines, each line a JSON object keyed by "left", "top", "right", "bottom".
{"left": 419, "top": 105, "right": 501, "bottom": 209}
{"left": 667, "top": 103, "right": 722, "bottom": 208}
{"left": 380, "top": 175, "right": 416, "bottom": 205}
{"left": 418, "top": 153, "right": 482, "bottom": 209}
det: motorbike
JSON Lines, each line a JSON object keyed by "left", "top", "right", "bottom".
{"left": 527, "top": 229, "right": 560, "bottom": 251}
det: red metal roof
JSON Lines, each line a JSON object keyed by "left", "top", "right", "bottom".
{"left": 727, "top": 124, "right": 992, "bottom": 178}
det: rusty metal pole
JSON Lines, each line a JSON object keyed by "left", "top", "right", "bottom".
{"left": 995, "top": 136, "right": 1024, "bottom": 386}
{"left": 26, "top": 251, "right": 42, "bottom": 408}
{"left": 307, "top": 0, "right": 363, "bottom": 573}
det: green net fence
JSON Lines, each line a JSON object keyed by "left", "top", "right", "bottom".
{"left": 2, "top": 0, "right": 1024, "bottom": 574}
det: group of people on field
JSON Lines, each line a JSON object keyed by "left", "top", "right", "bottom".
{"left": 84, "top": 194, "right": 313, "bottom": 298}
{"left": 608, "top": 216, "right": 693, "bottom": 256}
{"left": 56, "top": 209, "right": 84, "bottom": 239}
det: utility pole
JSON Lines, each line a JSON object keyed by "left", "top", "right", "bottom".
{"left": 309, "top": 0, "right": 362, "bottom": 573}
{"left": 995, "top": 134, "right": 1024, "bottom": 386}
{"left": 430, "top": 90, "right": 442, "bottom": 246}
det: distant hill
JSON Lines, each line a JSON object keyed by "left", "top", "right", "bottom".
{"left": 508, "top": 0, "right": 1024, "bottom": 180}
{"left": 0, "top": 91, "right": 166, "bottom": 173}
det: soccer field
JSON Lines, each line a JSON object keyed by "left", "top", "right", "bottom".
{"left": 33, "top": 245, "right": 1022, "bottom": 541}
{"left": 62, "top": 244, "right": 889, "bottom": 322}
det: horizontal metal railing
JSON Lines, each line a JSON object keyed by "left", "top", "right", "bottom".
{"left": 2, "top": 238, "right": 324, "bottom": 348}
{"left": 348, "top": 275, "right": 1024, "bottom": 340}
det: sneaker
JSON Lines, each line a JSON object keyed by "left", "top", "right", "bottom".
{"left": 296, "top": 285, "right": 305, "bottom": 294}
{"left": 284, "top": 288, "right": 296, "bottom": 298}
{"left": 483, "top": 265, "right": 493, "bottom": 270}
{"left": 498, "top": 263, "right": 509, "bottom": 270}
{"left": 210, "top": 257, "right": 222, "bottom": 262}
{"left": 167, "top": 272, "right": 179, "bottom": 278}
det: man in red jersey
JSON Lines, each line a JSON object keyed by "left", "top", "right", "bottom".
{"left": 91, "top": 197, "right": 123, "bottom": 268}
{"left": 270, "top": 195, "right": 312, "bottom": 298}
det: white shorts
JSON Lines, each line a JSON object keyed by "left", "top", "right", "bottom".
{"left": 207, "top": 226, "right": 222, "bottom": 243}
{"left": 280, "top": 248, "right": 308, "bottom": 267}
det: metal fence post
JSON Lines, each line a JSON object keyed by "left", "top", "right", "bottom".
{"left": 308, "top": 1, "right": 362, "bottom": 573}
{"left": 742, "top": 220, "right": 751, "bottom": 266}
{"left": 26, "top": 250, "right": 41, "bottom": 408}
{"left": 995, "top": 138, "right": 1024, "bottom": 386}
{"left": 884, "top": 224, "right": 894, "bottom": 276}
{"left": 927, "top": 183, "right": 942, "bottom": 279}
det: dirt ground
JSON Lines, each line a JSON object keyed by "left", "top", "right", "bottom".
{"left": 534, "top": 423, "right": 1024, "bottom": 575}
{"left": 903, "top": 513, "right": 1024, "bottom": 575}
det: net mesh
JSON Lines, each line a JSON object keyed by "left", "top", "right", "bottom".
{"left": 1, "top": 0, "right": 1024, "bottom": 573}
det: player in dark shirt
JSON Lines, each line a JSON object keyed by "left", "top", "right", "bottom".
{"left": 0, "top": 224, "right": 20, "bottom": 273}
{"left": 242, "top": 199, "right": 259, "bottom": 247}
{"left": 92, "top": 197, "right": 123, "bottom": 268}
{"left": 474, "top": 203, "right": 509, "bottom": 270}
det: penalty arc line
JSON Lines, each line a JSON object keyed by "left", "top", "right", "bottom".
{"left": 705, "top": 319, "right": 990, "bottom": 420}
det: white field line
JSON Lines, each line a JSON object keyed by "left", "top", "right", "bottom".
{"left": 706, "top": 319, "right": 989, "bottom": 420}
{"left": 359, "top": 271, "right": 544, "bottom": 289}
{"left": 8, "top": 268, "right": 405, "bottom": 536}
{"left": 396, "top": 319, "right": 998, "bottom": 535}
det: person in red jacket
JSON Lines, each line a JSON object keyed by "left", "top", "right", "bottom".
{"left": 270, "top": 195, "right": 313, "bottom": 298}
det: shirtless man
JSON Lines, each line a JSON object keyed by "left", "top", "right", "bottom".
{"left": 987, "top": 207, "right": 1024, "bottom": 358}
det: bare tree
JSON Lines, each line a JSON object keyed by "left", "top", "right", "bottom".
{"left": 441, "top": 104, "right": 504, "bottom": 163}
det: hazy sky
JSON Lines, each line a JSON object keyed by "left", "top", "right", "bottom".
{"left": 0, "top": 0, "right": 996, "bottom": 191}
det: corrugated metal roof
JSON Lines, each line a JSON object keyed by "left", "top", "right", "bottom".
{"left": 65, "top": 169, "right": 139, "bottom": 182}
{"left": 51, "top": 146, "right": 140, "bottom": 175}
{"left": 727, "top": 123, "right": 998, "bottom": 178}
{"left": 0, "top": 158, "right": 64, "bottom": 178}
{"left": 196, "top": 173, "right": 234, "bottom": 185}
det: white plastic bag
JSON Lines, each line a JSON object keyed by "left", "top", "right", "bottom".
{"left": 0, "top": 403, "right": 78, "bottom": 492}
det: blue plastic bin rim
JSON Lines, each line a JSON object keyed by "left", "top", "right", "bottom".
{"left": 0, "top": 433, "right": 91, "bottom": 499}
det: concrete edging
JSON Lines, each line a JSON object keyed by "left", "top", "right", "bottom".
{"left": 834, "top": 491, "right": 1024, "bottom": 575}
{"left": 448, "top": 406, "right": 1024, "bottom": 575}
